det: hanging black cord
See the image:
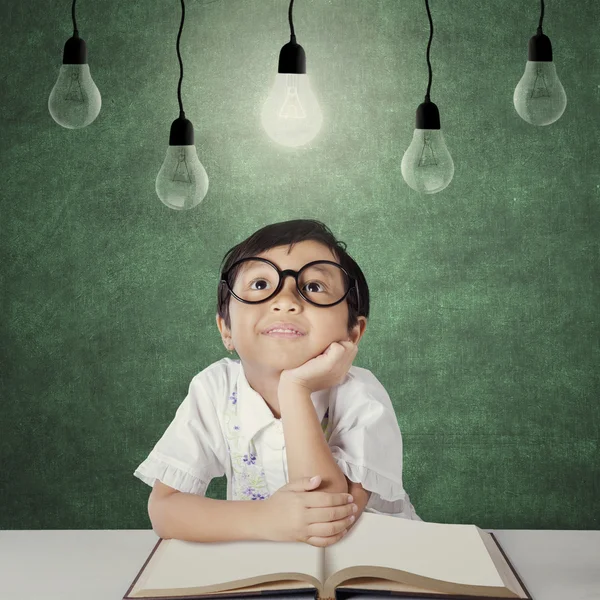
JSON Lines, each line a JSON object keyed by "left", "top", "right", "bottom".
{"left": 72, "top": 0, "right": 78, "bottom": 35}
{"left": 289, "top": 0, "right": 296, "bottom": 40}
{"left": 176, "top": 0, "right": 185, "bottom": 118}
{"left": 424, "top": 0, "right": 433, "bottom": 101}
{"left": 538, "top": 0, "right": 544, "bottom": 32}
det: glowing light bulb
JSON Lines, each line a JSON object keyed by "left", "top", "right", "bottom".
{"left": 261, "top": 36, "right": 322, "bottom": 148}
{"left": 513, "top": 29, "right": 566, "bottom": 126}
{"left": 261, "top": 73, "right": 323, "bottom": 147}
{"left": 48, "top": 34, "right": 101, "bottom": 129}
{"left": 401, "top": 100, "right": 454, "bottom": 194}
{"left": 156, "top": 116, "right": 209, "bottom": 211}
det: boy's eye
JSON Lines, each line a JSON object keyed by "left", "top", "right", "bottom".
{"left": 249, "top": 278, "right": 271, "bottom": 290}
{"left": 303, "top": 281, "right": 326, "bottom": 293}
{"left": 246, "top": 278, "right": 328, "bottom": 294}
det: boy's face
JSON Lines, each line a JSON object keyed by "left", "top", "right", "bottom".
{"left": 216, "top": 240, "right": 367, "bottom": 373}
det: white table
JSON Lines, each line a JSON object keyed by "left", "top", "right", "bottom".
{"left": 0, "top": 530, "right": 599, "bottom": 600}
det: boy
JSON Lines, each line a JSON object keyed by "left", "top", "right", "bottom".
{"left": 134, "top": 219, "right": 420, "bottom": 547}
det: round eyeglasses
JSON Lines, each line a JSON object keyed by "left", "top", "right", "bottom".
{"left": 220, "top": 257, "right": 360, "bottom": 309}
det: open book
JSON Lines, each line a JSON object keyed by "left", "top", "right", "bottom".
{"left": 124, "top": 511, "right": 532, "bottom": 600}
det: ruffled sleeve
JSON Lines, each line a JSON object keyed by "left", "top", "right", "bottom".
{"left": 133, "top": 374, "right": 227, "bottom": 496}
{"left": 328, "top": 373, "right": 422, "bottom": 521}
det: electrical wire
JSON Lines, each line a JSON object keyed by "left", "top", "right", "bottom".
{"left": 176, "top": 0, "right": 185, "bottom": 118}
{"left": 288, "top": 0, "right": 296, "bottom": 39}
{"left": 72, "top": 0, "right": 78, "bottom": 34}
{"left": 424, "top": 0, "right": 433, "bottom": 101}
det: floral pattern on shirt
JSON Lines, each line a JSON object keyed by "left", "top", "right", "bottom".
{"left": 223, "top": 390, "right": 271, "bottom": 501}
{"left": 223, "top": 388, "right": 331, "bottom": 501}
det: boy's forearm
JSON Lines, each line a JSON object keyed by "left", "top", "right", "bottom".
{"left": 149, "top": 492, "right": 267, "bottom": 542}
{"left": 279, "top": 381, "right": 348, "bottom": 494}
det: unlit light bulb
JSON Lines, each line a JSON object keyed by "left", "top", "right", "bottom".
{"left": 401, "top": 100, "right": 454, "bottom": 194}
{"left": 513, "top": 29, "right": 566, "bottom": 126}
{"left": 514, "top": 61, "right": 566, "bottom": 126}
{"left": 156, "top": 117, "right": 209, "bottom": 211}
{"left": 48, "top": 34, "right": 101, "bottom": 129}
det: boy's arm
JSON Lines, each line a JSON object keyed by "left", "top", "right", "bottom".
{"left": 279, "top": 381, "right": 349, "bottom": 495}
{"left": 343, "top": 476, "right": 371, "bottom": 533}
{"left": 148, "top": 481, "right": 267, "bottom": 542}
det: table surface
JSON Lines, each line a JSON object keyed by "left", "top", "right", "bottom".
{"left": 0, "top": 529, "right": 599, "bottom": 600}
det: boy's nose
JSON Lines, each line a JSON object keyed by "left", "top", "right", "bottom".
{"left": 274, "top": 274, "right": 302, "bottom": 303}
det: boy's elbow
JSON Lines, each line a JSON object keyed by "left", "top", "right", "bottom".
{"left": 148, "top": 480, "right": 181, "bottom": 538}
{"left": 148, "top": 505, "right": 163, "bottom": 538}
{"left": 151, "top": 522, "right": 169, "bottom": 539}
{"left": 334, "top": 467, "right": 350, "bottom": 494}
{"left": 148, "top": 494, "right": 172, "bottom": 539}
{"left": 319, "top": 471, "right": 349, "bottom": 495}
{"left": 150, "top": 516, "right": 171, "bottom": 539}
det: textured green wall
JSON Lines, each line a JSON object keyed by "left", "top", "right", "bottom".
{"left": 1, "top": 0, "right": 598, "bottom": 531}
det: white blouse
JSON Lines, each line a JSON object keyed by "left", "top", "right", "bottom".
{"left": 134, "top": 357, "right": 422, "bottom": 520}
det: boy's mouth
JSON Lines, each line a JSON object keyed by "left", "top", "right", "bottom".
{"left": 264, "top": 330, "right": 305, "bottom": 338}
{"left": 262, "top": 321, "right": 307, "bottom": 337}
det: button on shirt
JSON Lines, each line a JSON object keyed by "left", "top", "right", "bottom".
{"left": 133, "top": 357, "right": 421, "bottom": 520}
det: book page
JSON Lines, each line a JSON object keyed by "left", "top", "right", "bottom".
{"left": 477, "top": 530, "right": 527, "bottom": 596}
{"left": 139, "top": 537, "right": 324, "bottom": 593}
{"left": 324, "top": 512, "right": 505, "bottom": 587}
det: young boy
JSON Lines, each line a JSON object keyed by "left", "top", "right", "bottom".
{"left": 134, "top": 219, "right": 421, "bottom": 548}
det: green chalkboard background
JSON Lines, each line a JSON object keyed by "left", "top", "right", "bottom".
{"left": 1, "top": 0, "right": 598, "bottom": 531}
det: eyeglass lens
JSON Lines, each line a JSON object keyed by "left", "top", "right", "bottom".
{"left": 229, "top": 260, "right": 350, "bottom": 305}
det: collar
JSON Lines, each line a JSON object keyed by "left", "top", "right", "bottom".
{"left": 235, "top": 360, "right": 332, "bottom": 442}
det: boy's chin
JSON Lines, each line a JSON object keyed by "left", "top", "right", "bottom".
{"left": 261, "top": 346, "right": 314, "bottom": 368}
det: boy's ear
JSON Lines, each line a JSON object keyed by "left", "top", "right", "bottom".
{"left": 350, "top": 317, "right": 367, "bottom": 345}
{"left": 216, "top": 313, "right": 233, "bottom": 350}
{"left": 216, "top": 313, "right": 229, "bottom": 338}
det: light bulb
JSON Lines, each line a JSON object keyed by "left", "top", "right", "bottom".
{"left": 401, "top": 100, "right": 454, "bottom": 194}
{"left": 48, "top": 34, "right": 101, "bottom": 129}
{"left": 156, "top": 146, "right": 209, "bottom": 211}
{"left": 262, "top": 36, "right": 322, "bottom": 148}
{"left": 261, "top": 73, "right": 323, "bottom": 147}
{"left": 513, "top": 30, "right": 566, "bottom": 126}
{"left": 156, "top": 117, "right": 209, "bottom": 211}
{"left": 513, "top": 61, "right": 566, "bottom": 126}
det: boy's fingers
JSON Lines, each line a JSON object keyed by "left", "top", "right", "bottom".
{"left": 305, "top": 492, "right": 352, "bottom": 507}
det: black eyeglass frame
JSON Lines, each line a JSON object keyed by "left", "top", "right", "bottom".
{"left": 220, "top": 257, "right": 360, "bottom": 311}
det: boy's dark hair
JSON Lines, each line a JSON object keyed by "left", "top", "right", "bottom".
{"left": 217, "top": 219, "right": 370, "bottom": 333}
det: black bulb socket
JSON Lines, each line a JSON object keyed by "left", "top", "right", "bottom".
{"left": 278, "top": 36, "right": 306, "bottom": 74}
{"left": 169, "top": 116, "right": 195, "bottom": 146}
{"left": 415, "top": 99, "right": 441, "bottom": 130}
{"left": 528, "top": 30, "right": 553, "bottom": 61}
{"left": 63, "top": 33, "right": 87, "bottom": 65}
